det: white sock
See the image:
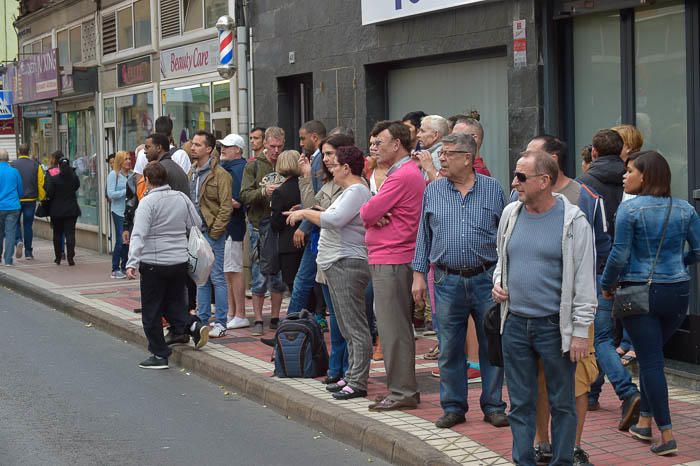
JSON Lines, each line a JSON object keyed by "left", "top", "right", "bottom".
{"left": 190, "top": 322, "right": 198, "bottom": 332}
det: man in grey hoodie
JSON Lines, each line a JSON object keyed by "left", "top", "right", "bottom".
{"left": 492, "top": 150, "right": 596, "bottom": 466}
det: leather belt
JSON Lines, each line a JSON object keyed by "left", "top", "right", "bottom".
{"left": 435, "top": 262, "right": 495, "bottom": 278}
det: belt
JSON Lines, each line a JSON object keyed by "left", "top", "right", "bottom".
{"left": 435, "top": 262, "right": 495, "bottom": 278}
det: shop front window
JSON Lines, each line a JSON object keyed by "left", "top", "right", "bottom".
{"left": 573, "top": 12, "right": 621, "bottom": 172}
{"left": 116, "top": 91, "right": 154, "bottom": 152}
{"left": 163, "top": 84, "right": 211, "bottom": 146}
{"left": 24, "top": 116, "right": 54, "bottom": 167}
{"left": 65, "top": 110, "right": 98, "bottom": 226}
{"left": 635, "top": 3, "right": 686, "bottom": 198}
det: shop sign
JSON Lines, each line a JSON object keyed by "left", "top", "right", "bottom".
{"left": 361, "top": 0, "right": 491, "bottom": 25}
{"left": 117, "top": 56, "right": 151, "bottom": 88}
{"left": 160, "top": 39, "right": 219, "bottom": 80}
{"left": 6, "top": 49, "right": 59, "bottom": 104}
{"left": 22, "top": 102, "right": 53, "bottom": 118}
{"left": 0, "top": 91, "right": 13, "bottom": 120}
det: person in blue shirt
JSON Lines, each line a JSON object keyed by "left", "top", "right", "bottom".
{"left": 218, "top": 134, "right": 249, "bottom": 330}
{"left": 601, "top": 150, "right": 700, "bottom": 457}
{"left": 107, "top": 151, "right": 132, "bottom": 278}
{"left": 0, "top": 149, "right": 23, "bottom": 266}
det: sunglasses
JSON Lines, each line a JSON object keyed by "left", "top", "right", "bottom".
{"left": 513, "top": 171, "right": 547, "bottom": 182}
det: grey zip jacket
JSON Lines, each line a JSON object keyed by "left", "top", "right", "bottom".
{"left": 493, "top": 193, "right": 597, "bottom": 352}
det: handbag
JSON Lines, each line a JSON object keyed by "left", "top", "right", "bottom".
{"left": 258, "top": 216, "right": 280, "bottom": 276}
{"left": 612, "top": 197, "right": 672, "bottom": 318}
{"left": 35, "top": 200, "right": 50, "bottom": 218}
{"left": 178, "top": 193, "right": 215, "bottom": 286}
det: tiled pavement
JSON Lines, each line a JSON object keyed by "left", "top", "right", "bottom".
{"left": 3, "top": 238, "right": 700, "bottom": 465}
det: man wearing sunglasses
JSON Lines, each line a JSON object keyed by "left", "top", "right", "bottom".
{"left": 412, "top": 132, "right": 508, "bottom": 429}
{"left": 493, "top": 150, "right": 596, "bottom": 466}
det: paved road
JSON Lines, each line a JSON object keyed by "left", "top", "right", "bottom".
{"left": 0, "top": 287, "right": 389, "bottom": 466}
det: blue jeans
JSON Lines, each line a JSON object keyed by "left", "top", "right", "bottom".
{"left": 433, "top": 266, "right": 506, "bottom": 416}
{"left": 622, "top": 281, "right": 689, "bottom": 431}
{"left": 503, "top": 313, "right": 576, "bottom": 466}
{"left": 287, "top": 231, "right": 319, "bottom": 314}
{"left": 111, "top": 212, "right": 128, "bottom": 272}
{"left": 15, "top": 201, "right": 35, "bottom": 256}
{"left": 619, "top": 329, "right": 634, "bottom": 352}
{"left": 0, "top": 209, "right": 19, "bottom": 265}
{"left": 589, "top": 275, "right": 639, "bottom": 403}
{"left": 248, "top": 223, "right": 286, "bottom": 296}
{"left": 197, "top": 232, "right": 228, "bottom": 326}
{"left": 322, "top": 283, "right": 348, "bottom": 378}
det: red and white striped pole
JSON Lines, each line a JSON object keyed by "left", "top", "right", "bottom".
{"left": 216, "top": 16, "right": 236, "bottom": 79}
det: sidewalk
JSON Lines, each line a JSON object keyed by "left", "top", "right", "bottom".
{"left": 2, "top": 238, "right": 700, "bottom": 466}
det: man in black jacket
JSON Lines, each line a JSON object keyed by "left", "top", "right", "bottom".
{"left": 577, "top": 129, "right": 625, "bottom": 238}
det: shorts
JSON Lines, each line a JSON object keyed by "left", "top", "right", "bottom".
{"left": 537, "top": 354, "right": 599, "bottom": 398}
{"left": 223, "top": 238, "right": 243, "bottom": 273}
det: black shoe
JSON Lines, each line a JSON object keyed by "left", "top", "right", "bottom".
{"left": 139, "top": 355, "right": 168, "bottom": 369}
{"left": 54, "top": 258, "right": 61, "bottom": 265}
{"left": 483, "top": 412, "right": 509, "bottom": 427}
{"left": 323, "top": 375, "right": 342, "bottom": 385}
{"left": 269, "top": 318, "right": 280, "bottom": 330}
{"left": 630, "top": 424, "right": 653, "bottom": 441}
{"left": 191, "top": 321, "right": 210, "bottom": 349}
{"left": 332, "top": 387, "right": 367, "bottom": 400}
{"left": 165, "top": 333, "right": 190, "bottom": 345}
{"left": 619, "top": 393, "right": 641, "bottom": 431}
{"left": 534, "top": 442, "right": 552, "bottom": 466}
{"left": 435, "top": 412, "right": 466, "bottom": 429}
{"left": 68, "top": 258, "right": 75, "bottom": 266}
{"left": 326, "top": 380, "right": 347, "bottom": 393}
{"left": 573, "top": 446, "right": 593, "bottom": 465}
{"left": 260, "top": 337, "right": 275, "bottom": 347}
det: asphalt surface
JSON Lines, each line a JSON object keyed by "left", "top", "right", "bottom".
{"left": 0, "top": 287, "right": 389, "bottom": 466}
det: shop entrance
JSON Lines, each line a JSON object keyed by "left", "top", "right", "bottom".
{"left": 277, "top": 73, "right": 313, "bottom": 150}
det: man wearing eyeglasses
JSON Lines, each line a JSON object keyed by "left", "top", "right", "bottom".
{"left": 492, "top": 150, "right": 596, "bottom": 466}
{"left": 412, "top": 132, "right": 508, "bottom": 429}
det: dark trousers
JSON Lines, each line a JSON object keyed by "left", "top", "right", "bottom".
{"left": 139, "top": 262, "right": 198, "bottom": 359}
{"left": 51, "top": 216, "right": 77, "bottom": 261}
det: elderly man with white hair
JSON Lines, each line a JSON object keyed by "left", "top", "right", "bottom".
{"left": 415, "top": 115, "right": 449, "bottom": 181}
{"left": 0, "top": 149, "right": 23, "bottom": 266}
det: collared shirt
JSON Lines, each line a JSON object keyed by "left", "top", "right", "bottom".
{"left": 412, "top": 173, "right": 507, "bottom": 273}
{"left": 387, "top": 155, "right": 412, "bottom": 176}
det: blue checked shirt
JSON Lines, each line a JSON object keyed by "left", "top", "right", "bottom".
{"left": 412, "top": 174, "right": 507, "bottom": 273}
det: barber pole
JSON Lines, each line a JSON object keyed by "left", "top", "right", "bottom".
{"left": 216, "top": 16, "right": 236, "bottom": 79}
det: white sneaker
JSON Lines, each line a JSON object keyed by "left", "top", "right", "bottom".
{"left": 15, "top": 241, "right": 23, "bottom": 259}
{"left": 227, "top": 316, "right": 250, "bottom": 329}
{"left": 209, "top": 323, "right": 227, "bottom": 338}
{"left": 245, "top": 289, "right": 253, "bottom": 298}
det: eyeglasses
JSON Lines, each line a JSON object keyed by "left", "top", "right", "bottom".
{"left": 513, "top": 171, "right": 547, "bottom": 182}
{"left": 438, "top": 150, "right": 468, "bottom": 158}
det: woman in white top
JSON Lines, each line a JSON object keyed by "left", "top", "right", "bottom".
{"left": 287, "top": 146, "right": 372, "bottom": 400}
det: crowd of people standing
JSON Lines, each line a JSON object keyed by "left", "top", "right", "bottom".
{"left": 0, "top": 110, "right": 697, "bottom": 465}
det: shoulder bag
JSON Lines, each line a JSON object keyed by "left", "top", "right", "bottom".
{"left": 612, "top": 197, "right": 672, "bottom": 318}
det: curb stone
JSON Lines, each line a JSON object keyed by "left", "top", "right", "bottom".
{"left": 0, "top": 271, "right": 462, "bottom": 466}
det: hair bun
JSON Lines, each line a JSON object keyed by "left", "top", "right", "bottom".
{"left": 59, "top": 157, "right": 70, "bottom": 165}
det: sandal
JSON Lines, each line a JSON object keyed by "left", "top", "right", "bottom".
{"left": 424, "top": 344, "right": 439, "bottom": 360}
{"left": 621, "top": 351, "right": 637, "bottom": 366}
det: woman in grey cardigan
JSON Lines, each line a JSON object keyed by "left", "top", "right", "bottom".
{"left": 286, "top": 146, "right": 372, "bottom": 399}
{"left": 126, "top": 161, "right": 210, "bottom": 369}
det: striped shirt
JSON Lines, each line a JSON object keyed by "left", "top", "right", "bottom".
{"left": 412, "top": 174, "right": 507, "bottom": 273}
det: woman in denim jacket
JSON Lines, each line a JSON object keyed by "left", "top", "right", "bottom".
{"left": 601, "top": 150, "right": 700, "bottom": 456}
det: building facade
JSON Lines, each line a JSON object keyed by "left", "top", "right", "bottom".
{"left": 10, "top": 0, "right": 239, "bottom": 250}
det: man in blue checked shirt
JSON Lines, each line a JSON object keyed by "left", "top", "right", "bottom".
{"left": 412, "top": 132, "right": 508, "bottom": 429}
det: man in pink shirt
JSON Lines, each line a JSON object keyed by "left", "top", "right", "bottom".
{"left": 360, "top": 121, "right": 426, "bottom": 411}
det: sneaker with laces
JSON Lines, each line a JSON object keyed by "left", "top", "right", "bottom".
{"left": 209, "top": 323, "right": 227, "bottom": 338}
{"left": 251, "top": 321, "right": 264, "bottom": 336}
{"left": 139, "top": 355, "right": 168, "bottom": 369}
{"left": 467, "top": 368, "right": 482, "bottom": 383}
{"left": 192, "top": 321, "right": 209, "bottom": 349}
{"left": 226, "top": 316, "right": 250, "bottom": 329}
{"left": 15, "top": 241, "right": 23, "bottom": 259}
{"left": 111, "top": 270, "right": 127, "bottom": 279}
{"left": 573, "top": 446, "right": 593, "bottom": 465}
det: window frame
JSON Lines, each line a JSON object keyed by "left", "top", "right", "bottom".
{"left": 102, "top": 0, "right": 155, "bottom": 62}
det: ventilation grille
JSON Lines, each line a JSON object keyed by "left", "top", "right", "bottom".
{"left": 82, "top": 20, "right": 96, "bottom": 61}
{"left": 160, "top": 0, "right": 181, "bottom": 39}
{"left": 102, "top": 13, "right": 117, "bottom": 54}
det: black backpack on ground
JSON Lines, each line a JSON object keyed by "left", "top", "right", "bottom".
{"left": 272, "top": 310, "right": 329, "bottom": 378}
